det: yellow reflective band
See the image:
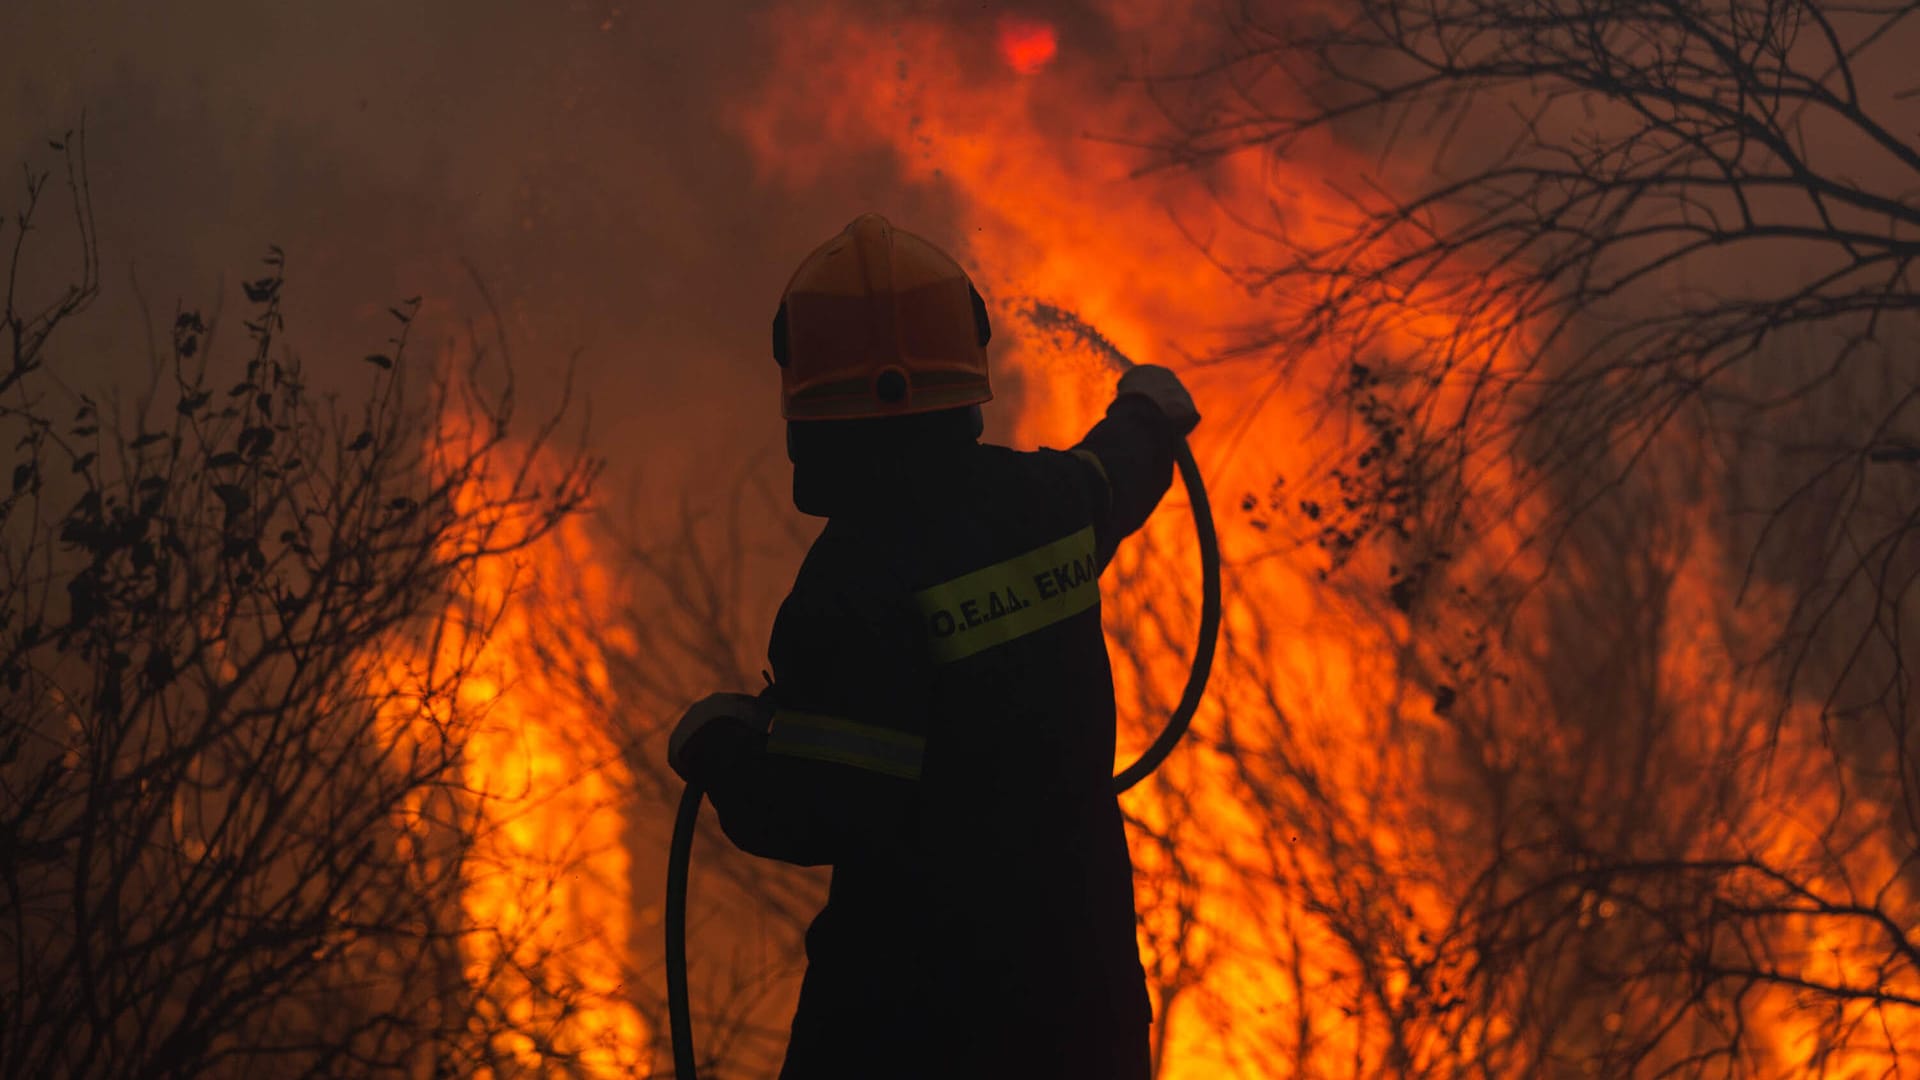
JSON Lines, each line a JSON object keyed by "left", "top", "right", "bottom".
{"left": 766, "top": 710, "right": 926, "bottom": 780}
{"left": 915, "top": 525, "right": 1099, "bottom": 664}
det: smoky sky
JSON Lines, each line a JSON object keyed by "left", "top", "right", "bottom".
{"left": 3, "top": 1, "right": 1115, "bottom": 498}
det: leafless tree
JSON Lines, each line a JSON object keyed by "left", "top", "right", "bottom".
{"left": 517, "top": 465, "right": 826, "bottom": 1078}
{"left": 1095, "top": 430, "right": 1916, "bottom": 1075}
{"left": 1113, "top": 0, "right": 1920, "bottom": 1073}
{"left": 0, "top": 134, "right": 606, "bottom": 1077}
{"left": 1146, "top": 0, "right": 1919, "bottom": 711}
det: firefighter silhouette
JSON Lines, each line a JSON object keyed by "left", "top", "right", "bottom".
{"left": 669, "top": 214, "right": 1199, "bottom": 1078}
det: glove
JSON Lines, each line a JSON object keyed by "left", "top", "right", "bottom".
{"left": 668, "top": 692, "right": 771, "bottom": 781}
{"left": 1116, "top": 364, "right": 1200, "bottom": 436}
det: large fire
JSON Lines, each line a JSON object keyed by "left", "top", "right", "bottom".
{"left": 393, "top": 4, "right": 1915, "bottom": 1077}
{"left": 380, "top": 413, "right": 648, "bottom": 1077}
{"left": 723, "top": 4, "right": 1917, "bottom": 1077}
{"left": 440, "top": 508, "right": 645, "bottom": 1075}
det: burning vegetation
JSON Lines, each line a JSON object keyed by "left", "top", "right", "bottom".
{"left": 722, "top": 0, "right": 1920, "bottom": 1074}
{"left": 0, "top": 139, "right": 609, "bottom": 1075}
{"left": 5, "top": 0, "right": 1918, "bottom": 1076}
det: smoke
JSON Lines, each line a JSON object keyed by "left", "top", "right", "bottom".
{"left": 1, "top": 2, "right": 1242, "bottom": 495}
{"left": 2, "top": 1, "right": 1027, "bottom": 503}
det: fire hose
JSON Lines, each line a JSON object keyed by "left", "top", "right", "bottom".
{"left": 664, "top": 345, "right": 1221, "bottom": 1079}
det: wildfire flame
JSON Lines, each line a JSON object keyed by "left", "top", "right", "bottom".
{"left": 727, "top": 4, "right": 1918, "bottom": 1076}
{"left": 444, "top": 514, "right": 644, "bottom": 1075}
{"left": 381, "top": 410, "right": 646, "bottom": 1077}
{"left": 376, "top": 4, "right": 1914, "bottom": 1075}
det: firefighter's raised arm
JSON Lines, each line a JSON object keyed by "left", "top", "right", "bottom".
{"left": 1068, "top": 363, "right": 1202, "bottom": 567}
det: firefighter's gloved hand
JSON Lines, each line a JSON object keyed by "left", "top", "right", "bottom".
{"left": 668, "top": 692, "right": 770, "bottom": 783}
{"left": 1116, "top": 363, "right": 1200, "bottom": 436}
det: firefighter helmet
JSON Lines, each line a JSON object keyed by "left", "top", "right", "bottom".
{"left": 775, "top": 213, "right": 992, "bottom": 421}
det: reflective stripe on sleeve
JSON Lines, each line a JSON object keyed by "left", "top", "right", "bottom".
{"left": 766, "top": 710, "right": 926, "bottom": 780}
{"left": 914, "top": 525, "right": 1099, "bottom": 664}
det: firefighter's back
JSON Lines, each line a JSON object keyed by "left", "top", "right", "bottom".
{"left": 776, "top": 439, "right": 1151, "bottom": 1077}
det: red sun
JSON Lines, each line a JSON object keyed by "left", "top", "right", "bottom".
{"left": 996, "top": 16, "right": 1058, "bottom": 74}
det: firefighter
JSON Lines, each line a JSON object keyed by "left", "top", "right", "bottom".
{"left": 667, "top": 213, "right": 1199, "bottom": 1079}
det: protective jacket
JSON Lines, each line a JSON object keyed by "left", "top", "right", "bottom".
{"left": 676, "top": 394, "right": 1178, "bottom": 1079}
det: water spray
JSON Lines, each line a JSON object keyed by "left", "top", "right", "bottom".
{"left": 1018, "top": 299, "right": 1221, "bottom": 790}
{"left": 664, "top": 303, "right": 1222, "bottom": 1078}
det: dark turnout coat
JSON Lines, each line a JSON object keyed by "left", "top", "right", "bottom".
{"left": 677, "top": 395, "right": 1178, "bottom": 1078}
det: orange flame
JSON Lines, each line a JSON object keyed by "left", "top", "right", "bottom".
{"left": 361, "top": 4, "right": 1915, "bottom": 1073}
{"left": 445, "top": 515, "right": 645, "bottom": 1075}
{"left": 729, "top": 10, "right": 1490, "bottom": 1074}
{"left": 730, "top": 4, "right": 1920, "bottom": 1076}
{"left": 378, "top": 411, "right": 647, "bottom": 1076}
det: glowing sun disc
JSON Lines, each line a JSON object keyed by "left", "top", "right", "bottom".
{"left": 997, "top": 16, "right": 1058, "bottom": 74}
